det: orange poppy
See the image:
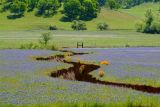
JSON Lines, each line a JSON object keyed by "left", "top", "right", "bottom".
{"left": 100, "top": 60, "right": 110, "bottom": 65}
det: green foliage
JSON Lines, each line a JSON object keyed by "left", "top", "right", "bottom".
{"left": 39, "top": 32, "right": 52, "bottom": 46}
{"left": 98, "top": 0, "right": 106, "bottom": 6}
{"left": 20, "top": 33, "right": 57, "bottom": 50}
{"left": 135, "top": 21, "right": 144, "bottom": 32}
{"left": 71, "top": 20, "right": 87, "bottom": 30}
{"left": 106, "top": 0, "right": 120, "bottom": 10}
{"left": 150, "top": 19, "right": 160, "bottom": 34}
{"left": 20, "top": 43, "right": 39, "bottom": 49}
{"left": 97, "top": 22, "right": 108, "bottom": 30}
{"left": 80, "top": 0, "right": 99, "bottom": 20}
{"left": 9, "top": 0, "right": 26, "bottom": 15}
{"left": 26, "top": 0, "right": 39, "bottom": 12}
{"left": 136, "top": 9, "right": 160, "bottom": 34}
{"left": 49, "top": 25, "right": 58, "bottom": 30}
{"left": 63, "top": 0, "right": 81, "bottom": 20}
{"left": 63, "top": 0, "right": 99, "bottom": 21}
{"left": 105, "top": 0, "right": 160, "bottom": 9}
{"left": 36, "top": 0, "right": 60, "bottom": 17}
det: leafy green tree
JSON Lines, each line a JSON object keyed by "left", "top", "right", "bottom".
{"left": 63, "top": 0, "right": 99, "bottom": 21}
{"left": 106, "top": 0, "right": 119, "bottom": 10}
{"left": 98, "top": 0, "right": 106, "bottom": 6}
{"left": 36, "top": 0, "right": 59, "bottom": 17}
{"left": 26, "top": 0, "right": 39, "bottom": 12}
{"left": 63, "top": 0, "right": 81, "bottom": 20}
{"left": 80, "top": 0, "right": 99, "bottom": 20}
{"left": 9, "top": 1, "right": 26, "bottom": 16}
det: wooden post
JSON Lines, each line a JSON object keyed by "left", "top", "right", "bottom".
{"left": 77, "top": 42, "right": 83, "bottom": 48}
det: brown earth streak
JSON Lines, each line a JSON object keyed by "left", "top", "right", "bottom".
{"left": 36, "top": 50, "right": 160, "bottom": 94}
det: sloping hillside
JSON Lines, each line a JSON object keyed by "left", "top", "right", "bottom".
{"left": 0, "top": 3, "right": 159, "bottom": 31}
{"left": 121, "top": 3, "right": 160, "bottom": 18}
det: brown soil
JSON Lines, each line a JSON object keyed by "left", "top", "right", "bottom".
{"left": 36, "top": 50, "right": 160, "bottom": 94}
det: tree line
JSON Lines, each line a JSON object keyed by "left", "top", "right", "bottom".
{"left": 0, "top": 0, "right": 99, "bottom": 20}
{"left": 1, "top": 0, "right": 160, "bottom": 20}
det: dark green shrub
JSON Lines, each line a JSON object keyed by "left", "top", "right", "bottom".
{"left": 125, "top": 44, "right": 130, "bottom": 48}
{"left": 97, "top": 22, "right": 108, "bottom": 30}
{"left": 49, "top": 26, "right": 58, "bottom": 30}
{"left": 71, "top": 20, "right": 87, "bottom": 30}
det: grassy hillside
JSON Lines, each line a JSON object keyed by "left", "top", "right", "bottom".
{"left": 0, "top": 3, "right": 159, "bottom": 31}
{"left": 121, "top": 2, "right": 160, "bottom": 18}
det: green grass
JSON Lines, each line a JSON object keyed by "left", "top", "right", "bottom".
{"left": 0, "top": 3, "right": 159, "bottom": 31}
{"left": 1, "top": 102, "right": 160, "bottom": 107}
{"left": 0, "top": 30, "right": 160, "bottom": 49}
{"left": 121, "top": 2, "right": 160, "bottom": 18}
{"left": 0, "top": 8, "right": 137, "bottom": 30}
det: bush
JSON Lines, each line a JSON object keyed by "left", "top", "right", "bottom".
{"left": 49, "top": 26, "right": 58, "bottom": 30}
{"left": 20, "top": 43, "right": 39, "bottom": 49}
{"left": 45, "top": 44, "right": 57, "bottom": 50}
{"left": 39, "top": 32, "right": 52, "bottom": 46}
{"left": 135, "top": 21, "right": 144, "bottom": 32}
{"left": 97, "top": 22, "right": 108, "bottom": 30}
{"left": 136, "top": 9, "right": 160, "bottom": 34}
{"left": 71, "top": 20, "right": 87, "bottom": 30}
{"left": 150, "top": 21, "right": 160, "bottom": 34}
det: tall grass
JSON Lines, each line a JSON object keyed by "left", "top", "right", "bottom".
{"left": 0, "top": 102, "right": 151, "bottom": 107}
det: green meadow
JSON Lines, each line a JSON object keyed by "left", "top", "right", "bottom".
{"left": 0, "top": 3, "right": 159, "bottom": 31}
{"left": 0, "top": 30, "right": 160, "bottom": 49}
{"left": 0, "top": 3, "right": 160, "bottom": 49}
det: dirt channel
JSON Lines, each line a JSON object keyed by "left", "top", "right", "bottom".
{"left": 36, "top": 50, "right": 160, "bottom": 94}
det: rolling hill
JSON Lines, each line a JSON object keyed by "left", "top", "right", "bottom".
{"left": 0, "top": 3, "right": 159, "bottom": 31}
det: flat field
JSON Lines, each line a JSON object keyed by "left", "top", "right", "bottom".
{"left": 0, "top": 48, "right": 160, "bottom": 107}
{"left": 0, "top": 30, "right": 160, "bottom": 49}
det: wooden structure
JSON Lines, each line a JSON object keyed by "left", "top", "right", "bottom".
{"left": 77, "top": 42, "right": 84, "bottom": 48}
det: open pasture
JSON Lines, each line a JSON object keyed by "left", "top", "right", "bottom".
{"left": 0, "top": 30, "right": 160, "bottom": 49}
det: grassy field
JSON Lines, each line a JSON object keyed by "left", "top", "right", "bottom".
{"left": 0, "top": 30, "right": 160, "bottom": 49}
{"left": 0, "top": 3, "right": 159, "bottom": 31}
{"left": 0, "top": 3, "right": 159, "bottom": 49}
